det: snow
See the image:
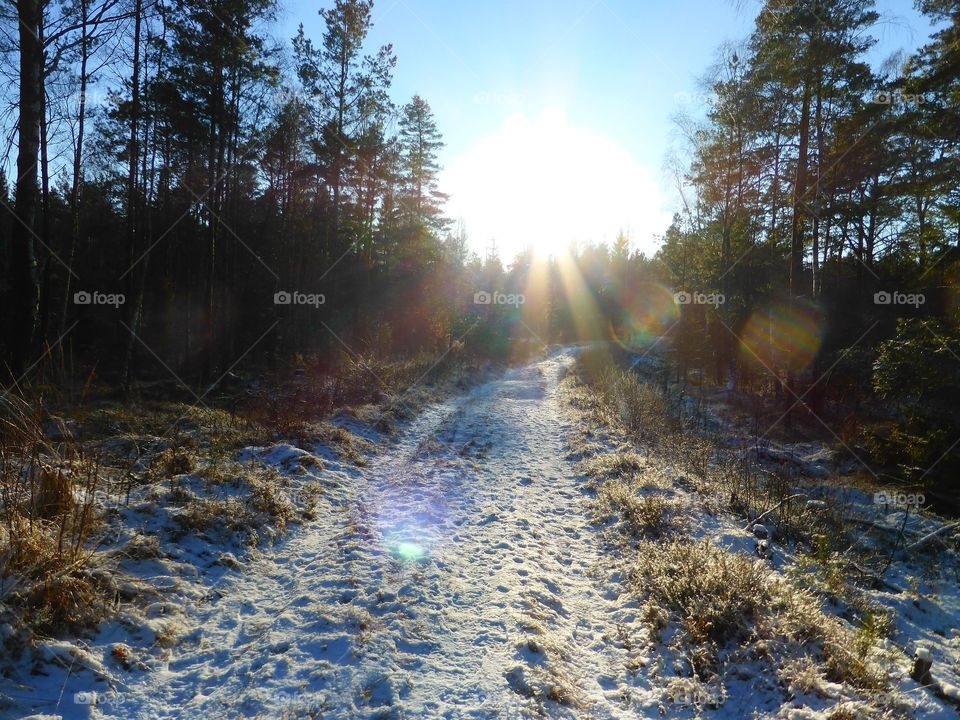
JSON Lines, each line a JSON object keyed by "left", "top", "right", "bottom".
{"left": 5, "top": 348, "right": 959, "bottom": 719}
{"left": 5, "top": 350, "right": 662, "bottom": 719}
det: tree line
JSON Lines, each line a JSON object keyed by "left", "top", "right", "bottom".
{"left": 657, "top": 0, "right": 959, "bottom": 496}
{"left": 0, "top": 0, "right": 521, "bottom": 387}
{"left": 1, "top": 0, "right": 956, "bottom": 496}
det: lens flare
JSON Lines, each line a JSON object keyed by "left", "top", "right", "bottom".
{"left": 374, "top": 480, "right": 451, "bottom": 563}
{"left": 740, "top": 299, "right": 824, "bottom": 374}
{"left": 394, "top": 541, "right": 426, "bottom": 561}
{"left": 610, "top": 282, "right": 680, "bottom": 352}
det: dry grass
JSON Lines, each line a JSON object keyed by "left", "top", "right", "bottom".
{"left": 248, "top": 470, "right": 297, "bottom": 531}
{"left": 153, "top": 445, "right": 196, "bottom": 478}
{"left": 571, "top": 351, "right": 865, "bottom": 554}
{"left": 594, "top": 482, "right": 685, "bottom": 538}
{"left": 176, "top": 497, "right": 248, "bottom": 537}
{"left": 174, "top": 467, "right": 314, "bottom": 545}
{"left": 314, "top": 422, "right": 373, "bottom": 466}
{"left": 632, "top": 540, "right": 771, "bottom": 645}
{"left": 0, "top": 394, "right": 112, "bottom": 638}
{"left": 0, "top": 519, "right": 106, "bottom": 636}
{"left": 0, "top": 349, "right": 478, "bottom": 652}
{"left": 576, "top": 349, "right": 673, "bottom": 444}
{"left": 581, "top": 453, "right": 671, "bottom": 496}
{"left": 568, "top": 351, "right": 906, "bottom": 710}
{"left": 581, "top": 451, "right": 646, "bottom": 479}
{"left": 243, "top": 347, "right": 474, "bottom": 438}
{"left": 630, "top": 539, "right": 888, "bottom": 691}
{"left": 123, "top": 533, "right": 164, "bottom": 560}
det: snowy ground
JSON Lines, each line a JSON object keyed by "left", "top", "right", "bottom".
{"left": 10, "top": 347, "right": 960, "bottom": 719}
{"left": 14, "top": 349, "right": 661, "bottom": 719}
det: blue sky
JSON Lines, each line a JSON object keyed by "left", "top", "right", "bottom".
{"left": 275, "top": 0, "right": 935, "bottom": 259}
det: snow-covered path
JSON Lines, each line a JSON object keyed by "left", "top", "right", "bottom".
{"left": 96, "top": 350, "right": 647, "bottom": 719}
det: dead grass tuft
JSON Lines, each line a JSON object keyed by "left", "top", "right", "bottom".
{"left": 594, "top": 482, "right": 685, "bottom": 538}
{"left": 316, "top": 423, "right": 371, "bottom": 466}
{"left": 151, "top": 445, "right": 196, "bottom": 480}
{"left": 582, "top": 452, "right": 646, "bottom": 480}
{"left": 34, "top": 466, "right": 73, "bottom": 519}
{"left": 0, "top": 394, "right": 111, "bottom": 638}
{"left": 631, "top": 539, "right": 888, "bottom": 691}
{"left": 174, "top": 466, "right": 310, "bottom": 545}
{"left": 248, "top": 471, "right": 297, "bottom": 531}
{"left": 1, "top": 517, "right": 107, "bottom": 637}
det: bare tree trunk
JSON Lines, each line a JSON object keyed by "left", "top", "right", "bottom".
{"left": 811, "top": 73, "right": 824, "bottom": 298}
{"left": 120, "top": 0, "right": 142, "bottom": 390}
{"left": 37, "top": 14, "right": 52, "bottom": 350}
{"left": 789, "top": 81, "right": 811, "bottom": 300}
{"left": 9, "top": 0, "right": 44, "bottom": 375}
{"left": 61, "top": 0, "right": 90, "bottom": 337}
{"left": 785, "top": 80, "right": 812, "bottom": 431}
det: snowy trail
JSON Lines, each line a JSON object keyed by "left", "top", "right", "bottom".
{"left": 95, "top": 350, "right": 648, "bottom": 719}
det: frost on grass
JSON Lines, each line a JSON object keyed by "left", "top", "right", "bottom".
{"left": 0, "top": 387, "right": 369, "bottom": 712}
{"left": 630, "top": 538, "right": 903, "bottom": 717}
{"left": 593, "top": 481, "right": 686, "bottom": 538}
{"left": 565, "top": 349, "right": 960, "bottom": 717}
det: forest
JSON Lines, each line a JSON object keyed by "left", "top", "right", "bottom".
{"left": 658, "top": 0, "right": 960, "bottom": 503}
{"left": 3, "top": 0, "right": 955, "bottom": 499}
{"left": 0, "top": 0, "right": 959, "bottom": 717}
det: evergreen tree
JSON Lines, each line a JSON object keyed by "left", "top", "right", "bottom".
{"left": 396, "top": 95, "right": 448, "bottom": 233}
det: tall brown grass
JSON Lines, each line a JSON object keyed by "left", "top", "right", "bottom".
{"left": 0, "top": 393, "right": 107, "bottom": 637}
{"left": 572, "top": 347, "right": 847, "bottom": 546}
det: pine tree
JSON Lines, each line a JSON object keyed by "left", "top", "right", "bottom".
{"left": 293, "top": 0, "right": 395, "bottom": 252}
{"left": 749, "top": 0, "right": 878, "bottom": 298}
{"left": 396, "top": 95, "right": 448, "bottom": 232}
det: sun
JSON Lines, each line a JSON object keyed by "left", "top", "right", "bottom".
{"left": 442, "top": 108, "right": 671, "bottom": 261}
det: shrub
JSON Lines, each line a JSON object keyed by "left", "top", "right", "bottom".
{"left": 582, "top": 451, "right": 646, "bottom": 479}
{"left": 631, "top": 540, "right": 770, "bottom": 645}
{"left": 871, "top": 318, "right": 960, "bottom": 491}
{"left": 575, "top": 350, "right": 672, "bottom": 443}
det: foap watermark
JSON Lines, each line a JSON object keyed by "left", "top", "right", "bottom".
{"left": 472, "top": 89, "right": 524, "bottom": 106}
{"left": 74, "top": 691, "right": 99, "bottom": 705}
{"left": 74, "top": 689, "right": 121, "bottom": 710}
{"left": 671, "top": 683, "right": 726, "bottom": 708}
{"left": 270, "top": 86, "right": 312, "bottom": 109}
{"left": 874, "top": 290, "right": 924, "bottom": 308}
{"left": 274, "top": 290, "right": 325, "bottom": 308}
{"left": 674, "top": 90, "right": 720, "bottom": 107}
{"left": 874, "top": 491, "right": 925, "bottom": 508}
{"left": 71, "top": 89, "right": 123, "bottom": 109}
{"left": 74, "top": 290, "right": 125, "bottom": 308}
{"left": 674, "top": 290, "right": 725, "bottom": 307}
{"left": 474, "top": 290, "right": 525, "bottom": 307}
{"left": 870, "top": 90, "right": 930, "bottom": 107}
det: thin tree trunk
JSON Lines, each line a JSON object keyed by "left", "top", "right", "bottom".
{"left": 789, "top": 80, "right": 811, "bottom": 300}
{"left": 120, "top": 0, "right": 142, "bottom": 390}
{"left": 61, "top": 0, "right": 89, "bottom": 337}
{"left": 36, "top": 16, "right": 53, "bottom": 352}
{"left": 10, "top": 0, "right": 44, "bottom": 375}
{"left": 811, "top": 73, "right": 824, "bottom": 298}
